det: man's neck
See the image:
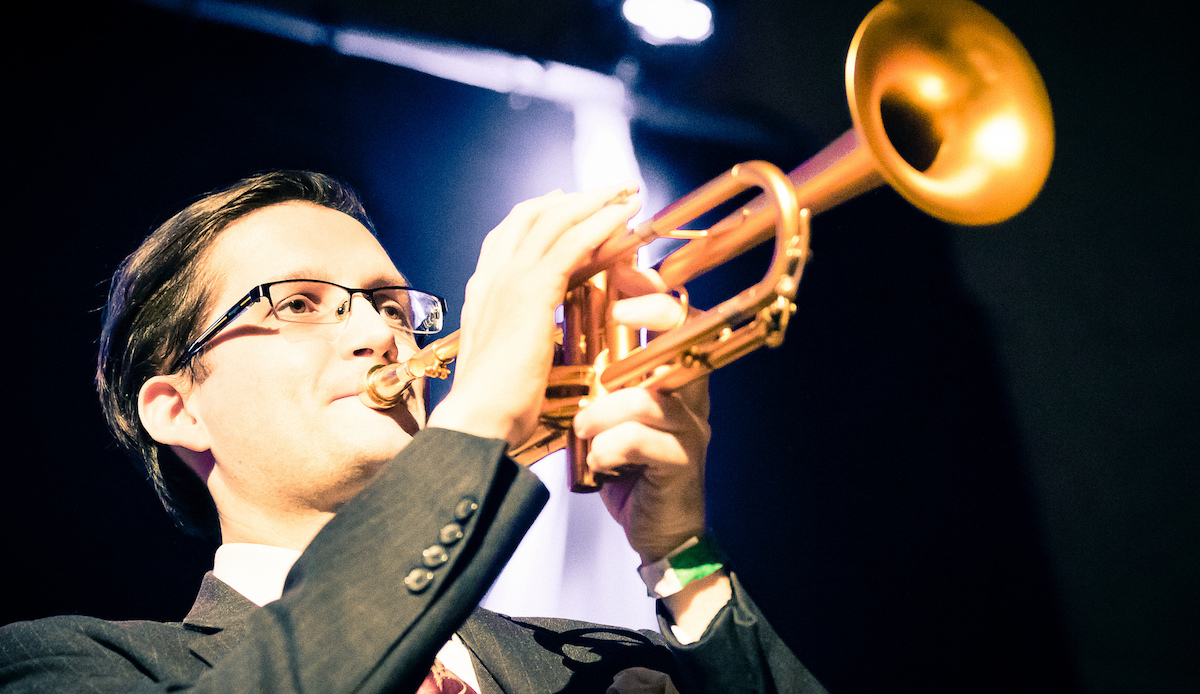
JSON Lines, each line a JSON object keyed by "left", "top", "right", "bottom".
{"left": 217, "top": 505, "right": 335, "bottom": 551}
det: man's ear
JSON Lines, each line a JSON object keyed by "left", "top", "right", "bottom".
{"left": 138, "top": 375, "right": 212, "bottom": 454}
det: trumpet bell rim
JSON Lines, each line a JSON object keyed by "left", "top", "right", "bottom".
{"left": 847, "top": 0, "right": 1055, "bottom": 225}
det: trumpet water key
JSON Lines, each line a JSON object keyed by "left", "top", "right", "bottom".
{"left": 359, "top": 0, "right": 1055, "bottom": 492}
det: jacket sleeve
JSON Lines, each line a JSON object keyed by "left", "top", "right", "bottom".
{"left": 659, "top": 573, "right": 829, "bottom": 694}
{"left": 0, "top": 428, "right": 549, "bottom": 694}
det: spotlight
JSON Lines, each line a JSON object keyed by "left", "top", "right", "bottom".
{"left": 621, "top": 0, "right": 713, "bottom": 45}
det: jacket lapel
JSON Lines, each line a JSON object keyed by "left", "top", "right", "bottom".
{"left": 458, "top": 609, "right": 525, "bottom": 694}
{"left": 182, "top": 571, "right": 262, "bottom": 667}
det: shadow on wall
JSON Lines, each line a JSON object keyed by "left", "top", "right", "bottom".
{"left": 634, "top": 124, "right": 1076, "bottom": 692}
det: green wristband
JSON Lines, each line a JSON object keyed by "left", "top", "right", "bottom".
{"left": 637, "top": 535, "right": 726, "bottom": 599}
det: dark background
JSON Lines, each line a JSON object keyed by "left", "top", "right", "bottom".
{"left": 4, "top": 1, "right": 1195, "bottom": 692}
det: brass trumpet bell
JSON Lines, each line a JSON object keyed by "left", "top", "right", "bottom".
{"left": 848, "top": 0, "right": 1054, "bottom": 225}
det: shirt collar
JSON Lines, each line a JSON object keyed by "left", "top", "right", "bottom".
{"left": 212, "top": 543, "right": 303, "bottom": 607}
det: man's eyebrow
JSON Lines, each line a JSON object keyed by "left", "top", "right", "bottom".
{"left": 274, "top": 268, "right": 327, "bottom": 282}
{"left": 272, "top": 269, "right": 409, "bottom": 287}
{"left": 363, "top": 274, "right": 410, "bottom": 289}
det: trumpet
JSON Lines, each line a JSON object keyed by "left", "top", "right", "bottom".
{"left": 361, "top": 0, "right": 1054, "bottom": 491}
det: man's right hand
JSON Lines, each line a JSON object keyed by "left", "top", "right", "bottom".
{"left": 426, "top": 184, "right": 641, "bottom": 447}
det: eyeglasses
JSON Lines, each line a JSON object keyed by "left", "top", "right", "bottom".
{"left": 172, "top": 279, "right": 447, "bottom": 372}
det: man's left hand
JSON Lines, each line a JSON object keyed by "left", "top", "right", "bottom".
{"left": 570, "top": 265, "right": 711, "bottom": 565}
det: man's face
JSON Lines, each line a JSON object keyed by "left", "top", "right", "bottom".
{"left": 180, "top": 201, "right": 427, "bottom": 519}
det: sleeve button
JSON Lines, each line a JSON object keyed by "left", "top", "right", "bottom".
{"left": 439, "top": 522, "right": 464, "bottom": 545}
{"left": 404, "top": 568, "right": 435, "bottom": 594}
{"left": 454, "top": 497, "right": 479, "bottom": 522}
{"left": 422, "top": 545, "right": 449, "bottom": 568}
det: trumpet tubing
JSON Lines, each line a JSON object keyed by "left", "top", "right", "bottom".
{"left": 360, "top": 0, "right": 1054, "bottom": 490}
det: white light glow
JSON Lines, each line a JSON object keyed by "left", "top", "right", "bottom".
{"left": 916, "top": 74, "right": 949, "bottom": 106}
{"left": 973, "top": 113, "right": 1027, "bottom": 167}
{"left": 573, "top": 104, "right": 645, "bottom": 193}
{"left": 622, "top": 0, "right": 713, "bottom": 45}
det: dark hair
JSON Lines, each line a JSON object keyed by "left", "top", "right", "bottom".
{"left": 97, "top": 170, "right": 374, "bottom": 541}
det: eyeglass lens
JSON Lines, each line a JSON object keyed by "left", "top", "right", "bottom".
{"left": 265, "top": 280, "right": 443, "bottom": 334}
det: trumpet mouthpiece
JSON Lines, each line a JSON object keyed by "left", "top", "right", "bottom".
{"left": 359, "top": 362, "right": 414, "bottom": 409}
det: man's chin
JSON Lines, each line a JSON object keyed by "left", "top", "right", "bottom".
{"left": 340, "top": 433, "right": 413, "bottom": 481}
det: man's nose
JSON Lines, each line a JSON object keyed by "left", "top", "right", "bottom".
{"left": 341, "top": 294, "right": 406, "bottom": 359}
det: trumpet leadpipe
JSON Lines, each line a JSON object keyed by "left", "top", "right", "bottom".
{"left": 359, "top": 333, "right": 459, "bottom": 409}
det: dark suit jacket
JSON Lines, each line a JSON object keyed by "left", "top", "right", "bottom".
{"left": 0, "top": 429, "right": 825, "bottom": 693}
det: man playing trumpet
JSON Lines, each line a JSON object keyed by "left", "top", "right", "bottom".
{"left": 0, "top": 170, "right": 824, "bottom": 693}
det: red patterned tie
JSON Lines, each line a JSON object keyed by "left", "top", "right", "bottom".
{"left": 416, "top": 659, "right": 477, "bottom": 694}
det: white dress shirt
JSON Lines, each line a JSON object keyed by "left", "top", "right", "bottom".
{"left": 213, "top": 542, "right": 481, "bottom": 692}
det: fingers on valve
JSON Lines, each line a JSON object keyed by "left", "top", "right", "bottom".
{"left": 575, "top": 386, "right": 699, "bottom": 438}
{"left": 585, "top": 420, "right": 690, "bottom": 476}
{"left": 608, "top": 263, "right": 669, "bottom": 296}
{"left": 610, "top": 293, "right": 687, "bottom": 332}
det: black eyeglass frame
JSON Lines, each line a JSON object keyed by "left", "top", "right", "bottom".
{"left": 171, "top": 279, "right": 447, "bottom": 373}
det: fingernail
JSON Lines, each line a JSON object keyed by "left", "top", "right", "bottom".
{"left": 607, "top": 182, "right": 640, "bottom": 203}
{"left": 611, "top": 191, "right": 640, "bottom": 208}
{"left": 573, "top": 409, "right": 590, "bottom": 437}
